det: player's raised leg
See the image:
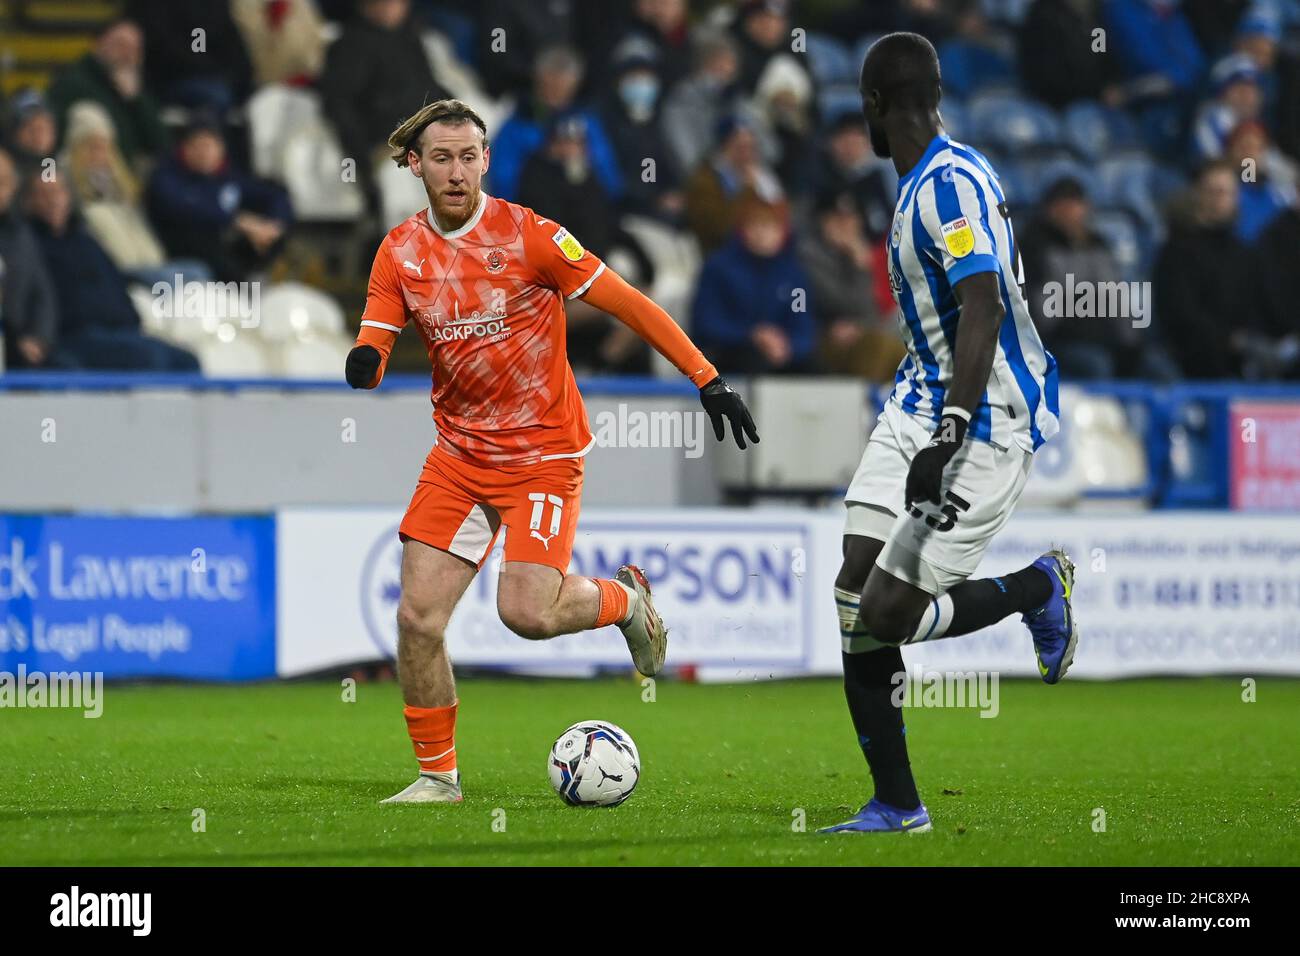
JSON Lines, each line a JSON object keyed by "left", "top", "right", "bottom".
{"left": 381, "top": 537, "right": 477, "bottom": 804}
{"left": 496, "top": 561, "right": 667, "bottom": 676}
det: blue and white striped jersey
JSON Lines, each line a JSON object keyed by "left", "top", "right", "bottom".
{"left": 885, "top": 132, "right": 1060, "bottom": 452}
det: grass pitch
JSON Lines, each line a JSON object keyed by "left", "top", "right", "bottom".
{"left": 0, "top": 676, "right": 1295, "bottom": 866}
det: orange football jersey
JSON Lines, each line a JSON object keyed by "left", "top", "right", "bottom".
{"left": 360, "top": 194, "right": 604, "bottom": 465}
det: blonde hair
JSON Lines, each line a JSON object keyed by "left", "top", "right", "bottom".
{"left": 387, "top": 99, "right": 489, "bottom": 167}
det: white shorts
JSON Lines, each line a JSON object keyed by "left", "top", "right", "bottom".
{"left": 844, "top": 400, "right": 1033, "bottom": 595}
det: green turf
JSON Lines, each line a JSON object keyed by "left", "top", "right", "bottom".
{"left": 0, "top": 677, "right": 1296, "bottom": 866}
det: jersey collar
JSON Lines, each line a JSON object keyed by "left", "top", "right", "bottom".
{"left": 426, "top": 191, "right": 489, "bottom": 239}
{"left": 895, "top": 132, "right": 950, "bottom": 201}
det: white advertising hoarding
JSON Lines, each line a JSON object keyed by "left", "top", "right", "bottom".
{"left": 277, "top": 508, "right": 1300, "bottom": 679}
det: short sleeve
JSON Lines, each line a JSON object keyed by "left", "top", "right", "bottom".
{"left": 360, "top": 242, "right": 409, "bottom": 333}
{"left": 916, "top": 167, "right": 1001, "bottom": 288}
{"left": 522, "top": 212, "right": 606, "bottom": 300}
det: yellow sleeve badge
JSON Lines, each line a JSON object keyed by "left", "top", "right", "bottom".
{"left": 940, "top": 217, "right": 976, "bottom": 259}
{"left": 551, "top": 226, "right": 585, "bottom": 262}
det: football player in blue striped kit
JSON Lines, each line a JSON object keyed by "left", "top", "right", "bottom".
{"left": 821, "top": 33, "right": 1077, "bottom": 834}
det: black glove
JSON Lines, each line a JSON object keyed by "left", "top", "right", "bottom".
{"left": 904, "top": 412, "right": 968, "bottom": 507}
{"left": 700, "top": 375, "right": 759, "bottom": 449}
{"left": 345, "top": 345, "right": 381, "bottom": 388}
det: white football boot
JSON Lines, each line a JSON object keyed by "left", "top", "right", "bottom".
{"left": 380, "top": 770, "right": 463, "bottom": 804}
{"left": 615, "top": 564, "right": 667, "bottom": 676}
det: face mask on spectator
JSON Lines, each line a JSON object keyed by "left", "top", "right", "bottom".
{"left": 619, "top": 76, "right": 660, "bottom": 117}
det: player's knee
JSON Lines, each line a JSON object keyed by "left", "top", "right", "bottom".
{"left": 859, "top": 601, "right": 914, "bottom": 648}
{"left": 497, "top": 601, "right": 551, "bottom": 641}
{"left": 396, "top": 600, "right": 447, "bottom": 647}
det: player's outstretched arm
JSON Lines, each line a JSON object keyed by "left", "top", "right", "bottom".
{"left": 346, "top": 242, "right": 408, "bottom": 389}
{"left": 904, "top": 270, "right": 1003, "bottom": 506}
{"left": 578, "top": 267, "right": 759, "bottom": 449}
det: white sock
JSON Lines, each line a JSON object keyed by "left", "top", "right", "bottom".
{"left": 615, "top": 580, "right": 638, "bottom": 626}
{"left": 906, "top": 594, "right": 955, "bottom": 644}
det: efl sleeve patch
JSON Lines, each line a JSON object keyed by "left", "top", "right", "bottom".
{"left": 940, "top": 218, "right": 975, "bottom": 259}
{"left": 551, "top": 226, "right": 585, "bottom": 262}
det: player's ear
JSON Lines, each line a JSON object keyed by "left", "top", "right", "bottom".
{"left": 481, "top": 144, "right": 490, "bottom": 176}
{"left": 407, "top": 149, "right": 421, "bottom": 178}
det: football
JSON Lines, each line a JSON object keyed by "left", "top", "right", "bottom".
{"left": 547, "top": 720, "right": 641, "bottom": 807}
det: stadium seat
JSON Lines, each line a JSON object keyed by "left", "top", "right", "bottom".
{"left": 1021, "top": 155, "right": 1103, "bottom": 204}
{"left": 940, "top": 96, "right": 968, "bottom": 142}
{"left": 619, "top": 214, "right": 701, "bottom": 377}
{"left": 254, "top": 282, "right": 347, "bottom": 343}
{"left": 273, "top": 336, "right": 353, "bottom": 378}
{"left": 817, "top": 84, "right": 862, "bottom": 127}
{"left": 803, "top": 32, "right": 856, "bottom": 87}
{"left": 968, "top": 91, "right": 1061, "bottom": 152}
{"left": 192, "top": 329, "right": 274, "bottom": 377}
{"left": 1095, "top": 153, "right": 1164, "bottom": 236}
{"left": 938, "top": 40, "right": 1015, "bottom": 98}
{"left": 248, "top": 84, "right": 367, "bottom": 222}
{"left": 1091, "top": 207, "right": 1145, "bottom": 282}
{"left": 1062, "top": 101, "right": 1141, "bottom": 163}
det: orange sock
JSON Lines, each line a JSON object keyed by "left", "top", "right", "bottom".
{"left": 403, "top": 702, "right": 458, "bottom": 774}
{"left": 594, "top": 577, "right": 631, "bottom": 628}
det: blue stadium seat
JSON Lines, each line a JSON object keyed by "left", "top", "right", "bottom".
{"left": 1021, "top": 155, "right": 1103, "bottom": 205}
{"left": 1091, "top": 207, "right": 1146, "bottom": 282}
{"left": 803, "top": 32, "right": 857, "bottom": 87}
{"left": 940, "top": 96, "right": 968, "bottom": 142}
{"left": 968, "top": 91, "right": 1062, "bottom": 152}
{"left": 817, "top": 84, "right": 862, "bottom": 126}
{"left": 1062, "top": 101, "right": 1141, "bottom": 162}
{"left": 1096, "top": 153, "right": 1164, "bottom": 235}
{"left": 981, "top": 0, "right": 1034, "bottom": 24}
{"left": 938, "top": 40, "right": 1015, "bottom": 98}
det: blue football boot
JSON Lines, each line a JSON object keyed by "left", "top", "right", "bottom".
{"left": 1023, "top": 548, "right": 1078, "bottom": 684}
{"left": 818, "top": 797, "right": 932, "bottom": 834}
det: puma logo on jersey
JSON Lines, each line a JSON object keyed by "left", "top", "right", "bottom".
{"left": 402, "top": 258, "right": 426, "bottom": 277}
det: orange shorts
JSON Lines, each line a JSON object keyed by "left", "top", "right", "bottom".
{"left": 399, "top": 443, "right": 584, "bottom": 572}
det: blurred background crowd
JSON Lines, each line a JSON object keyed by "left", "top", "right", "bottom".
{"left": 1, "top": 0, "right": 1298, "bottom": 382}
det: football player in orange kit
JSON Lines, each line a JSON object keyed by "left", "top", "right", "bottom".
{"left": 346, "top": 100, "right": 759, "bottom": 804}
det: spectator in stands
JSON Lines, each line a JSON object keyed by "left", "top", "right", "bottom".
{"left": 1020, "top": 0, "right": 1125, "bottom": 109}
{"left": 1249, "top": 202, "right": 1300, "bottom": 378}
{"left": 938, "top": 0, "right": 1015, "bottom": 99}
{"left": 605, "top": 0, "right": 692, "bottom": 96}
{"left": 684, "top": 114, "right": 783, "bottom": 254}
{"left": 25, "top": 173, "right": 199, "bottom": 372}
{"left": 126, "top": 0, "right": 254, "bottom": 113}
{"left": 1154, "top": 160, "right": 1256, "bottom": 378}
{"left": 476, "top": 0, "right": 579, "bottom": 99}
{"left": 2, "top": 89, "right": 57, "bottom": 186}
{"left": 1183, "top": 0, "right": 1254, "bottom": 60}
{"left": 1224, "top": 119, "right": 1297, "bottom": 244}
{"left": 753, "top": 52, "right": 815, "bottom": 197}
{"left": 488, "top": 45, "right": 622, "bottom": 204}
{"left": 518, "top": 115, "right": 617, "bottom": 256}
{"left": 1194, "top": 54, "right": 1266, "bottom": 159}
{"left": 598, "top": 43, "right": 686, "bottom": 223}
{"left": 231, "top": 0, "right": 328, "bottom": 88}
{"left": 61, "top": 102, "right": 211, "bottom": 288}
{"left": 147, "top": 115, "right": 293, "bottom": 281}
{"left": 660, "top": 29, "right": 744, "bottom": 178}
{"left": 730, "top": 0, "right": 813, "bottom": 97}
{"left": 45, "top": 19, "right": 168, "bottom": 171}
{"left": 1104, "top": 0, "right": 1207, "bottom": 98}
{"left": 1019, "top": 176, "right": 1134, "bottom": 379}
{"left": 319, "top": 0, "right": 451, "bottom": 210}
{"left": 809, "top": 111, "right": 895, "bottom": 242}
{"left": 690, "top": 192, "right": 816, "bottom": 375}
{"left": 0, "top": 148, "right": 59, "bottom": 370}
{"left": 1234, "top": 1, "right": 1284, "bottom": 73}
{"left": 798, "top": 189, "right": 902, "bottom": 383}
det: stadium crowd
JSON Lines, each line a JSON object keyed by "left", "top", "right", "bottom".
{"left": 1, "top": 0, "right": 1298, "bottom": 381}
